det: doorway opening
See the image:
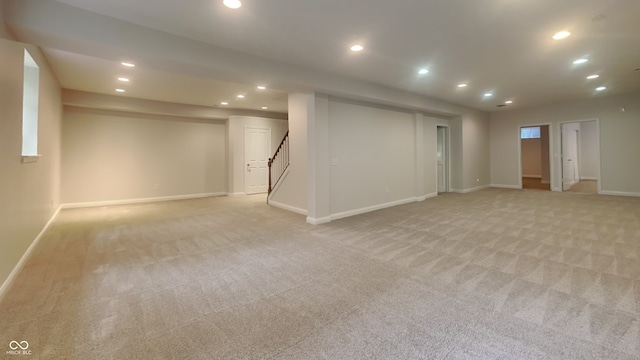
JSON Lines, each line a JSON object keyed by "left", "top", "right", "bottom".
{"left": 437, "top": 126, "right": 449, "bottom": 193}
{"left": 519, "top": 125, "right": 551, "bottom": 190}
{"left": 560, "top": 120, "right": 599, "bottom": 194}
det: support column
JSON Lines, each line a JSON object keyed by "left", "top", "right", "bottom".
{"left": 307, "top": 94, "right": 331, "bottom": 224}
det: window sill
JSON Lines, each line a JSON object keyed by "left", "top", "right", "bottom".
{"left": 21, "top": 154, "right": 42, "bottom": 163}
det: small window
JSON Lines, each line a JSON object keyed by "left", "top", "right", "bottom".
{"left": 22, "top": 49, "right": 40, "bottom": 157}
{"left": 520, "top": 126, "right": 540, "bottom": 139}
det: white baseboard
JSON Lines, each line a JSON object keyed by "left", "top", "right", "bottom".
{"left": 268, "top": 200, "right": 307, "bottom": 216}
{"left": 330, "top": 197, "right": 418, "bottom": 221}
{"left": 0, "top": 205, "right": 63, "bottom": 302}
{"left": 306, "top": 216, "right": 332, "bottom": 225}
{"left": 599, "top": 190, "right": 640, "bottom": 198}
{"left": 451, "top": 185, "right": 491, "bottom": 194}
{"left": 228, "top": 192, "right": 245, "bottom": 197}
{"left": 522, "top": 175, "right": 542, "bottom": 179}
{"left": 491, "top": 184, "right": 521, "bottom": 189}
{"left": 61, "top": 192, "right": 226, "bottom": 209}
{"left": 581, "top": 177, "right": 598, "bottom": 181}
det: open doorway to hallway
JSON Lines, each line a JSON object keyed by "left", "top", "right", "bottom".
{"left": 560, "top": 120, "right": 599, "bottom": 194}
{"left": 520, "top": 125, "right": 551, "bottom": 190}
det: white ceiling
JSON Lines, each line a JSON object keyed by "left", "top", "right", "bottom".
{"left": 6, "top": 0, "right": 640, "bottom": 112}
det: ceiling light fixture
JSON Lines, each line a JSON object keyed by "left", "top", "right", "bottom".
{"left": 350, "top": 44, "right": 364, "bottom": 52}
{"left": 552, "top": 31, "right": 571, "bottom": 40}
{"left": 257, "top": 85, "right": 267, "bottom": 90}
{"left": 121, "top": 62, "right": 135, "bottom": 67}
{"left": 484, "top": 93, "right": 493, "bottom": 97}
{"left": 115, "top": 89, "right": 125, "bottom": 93}
{"left": 505, "top": 100, "right": 513, "bottom": 104}
{"left": 573, "top": 58, "right": 589, "bottom": 65}
{"left": 595, "top": 86, "right": 607, "bottom": 91}
{"left": 418, "top": 69, "right": 429, "bottom": 75}
{"left": 457, "top": 83, "right": 468, "bottom": 88}
{"left": 237, "top": 94, "right": 245, "bottom": 99}
{"left": 223, "top": 0, "right": 242, "bottom": 9}
{"left": 221, "top": 102, "right": 229, "bottom": 105}
{"left": 117, "top": 77, "right": 130, "bottom": 82}
{"left": 261, "top": 106, "right": 268, "bottom": 110}
{"left": 586, "top": 74, "right": 599, "bottom": 80}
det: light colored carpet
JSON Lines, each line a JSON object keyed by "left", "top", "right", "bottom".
{"left": 1, "top": 189, "right": 639, "bottom": 359}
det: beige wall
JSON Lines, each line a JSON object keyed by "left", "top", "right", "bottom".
{"left": 579, "top": 120, "right": 599, "bottom": 180}
{"left": 0, "top": 1, "right": 15, "bottom": 40}
{"left": 462, "top": 112, "right": 491, "bottom": 190}
{"left": 61, "top": 107, "right": 227, "bottom": 204}
{"left": 491, "top": 91, "right": 640, "bottom": 195}
{"left": 0, "top": 39, "right": 62, "bottom": 291}
{"left": 328, "top": 99, "right": 417, "bottom": 215}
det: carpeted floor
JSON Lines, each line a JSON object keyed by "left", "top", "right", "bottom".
{"left": 1, "top": 189, "right": 639, "bottom": 359}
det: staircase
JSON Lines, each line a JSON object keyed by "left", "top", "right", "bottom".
{"left": 268, "top": 131, "right": 289, "bottom": 198}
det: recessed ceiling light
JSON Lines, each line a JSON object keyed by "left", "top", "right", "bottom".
{"left": 573, "top": 58, "right": 589, "bottom": 65}
{"left": 223, "top": 0, "right": 241, "bottom": 9}
{"left": 350, "top": 44, "right": 364, "bottom": 52}
{"left": 115, "top": 89, "right": 125, "bottom": 93}
{"left": 220, "top": 102, "right": 229, "bottom": 105}
{"left": 418, "top": 69, "right": 429, "bottom": 75}
{"left": 552, "top": 31, "right": 571, "bottom": 40}
{"left": 121, "top": 62, "right": 135, "bottom": 67}
{"left": 505, "top": 100, "right": 513, "bottom": 104}
{"left": 595, "top": 86, "right": 607, "bottom": 91}
{"left": 257, "top": 85, "right": 267, "bottom": 90}
{"left": 586, "top": 74, "right": 600, "bottom": 80}
{"left": 457, "top": 83, "right": 468, "bottom": 88}
{"left": 117, "top": 77, "right": 130, "bottom": 82}
{"left": 484, "top": 93, "right": 493, "bottom": 97}
{"left": 237, "top": 94, "right": 245, "bottom": 99}
{"left": 261, "top": 106, "right": 268, "bottom": 110}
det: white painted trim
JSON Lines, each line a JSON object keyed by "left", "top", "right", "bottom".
{"left": 0, "top": 205, "right": 63, "bottom": 302}
{"left": 268, "top": 200, "right": 308, "bottom": 215}
{"left": 229, "top": 192, "right": 245, "bottom": 197}
{"left": 62, "top": 192, "right": 225, "bottom": 209}
{"left": 522, "top": 175, "right": 542, "bottom": 179}
{"left": 599, "top": 191, "right": 640, "bottom": 198}
{"left": 423, "top": 192, "right": 438, "bottom": 200}
{"left": 491, "top": 184, "right": 521, "bottom": 189}
{"left": 306, "top": 216, "right": 332, "bottom": 225}
{"left": 330, "top": 197, "right": 418, "bottom": 221}
{"left": 452, "top": 185, "right": 491, "bottom": 194}
{"left": 580, "top": 177, "right": 598, "bottom": 181}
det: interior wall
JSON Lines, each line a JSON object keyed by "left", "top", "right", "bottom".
{"left": 0, "top": 39, "right": 62, "bottom": 291}
{"left": 227, "top": 116, "right": 288, "bottom": 195}
{"left": 462, "top": 112, "right": 491, "bottom": 190}
{"left": 328, "top": 99, "right": 417, "bottom": 215}
{"left": 579, "top": 120, "right": 599, "bottom": 180}
{"left": 521, "top": 137, "right": 542, "bottom": 177}
{"left": 490, "top": 91, "right": 639, "bottom": 195}
{"left": 61, "top": 107, "right": 226, "bottom": 204}
{"left": 540, "top": 125, "right": 550, "bottom": 183}
{"left": 268, "top": 93, "right": 309, "bottom": 214}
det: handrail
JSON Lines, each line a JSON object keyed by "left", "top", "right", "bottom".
{"left": 268, "top": 131, "right": 289, "bottom": 197}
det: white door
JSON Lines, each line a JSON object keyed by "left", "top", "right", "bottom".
{"left": 437, "top": 126, "right": 447, "bottom": 193}
{"left": 245, "top": 127, "right": 271, "bottom": 195}
{"left": 561, "top": 123, "right": 580, "bottom": 191}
